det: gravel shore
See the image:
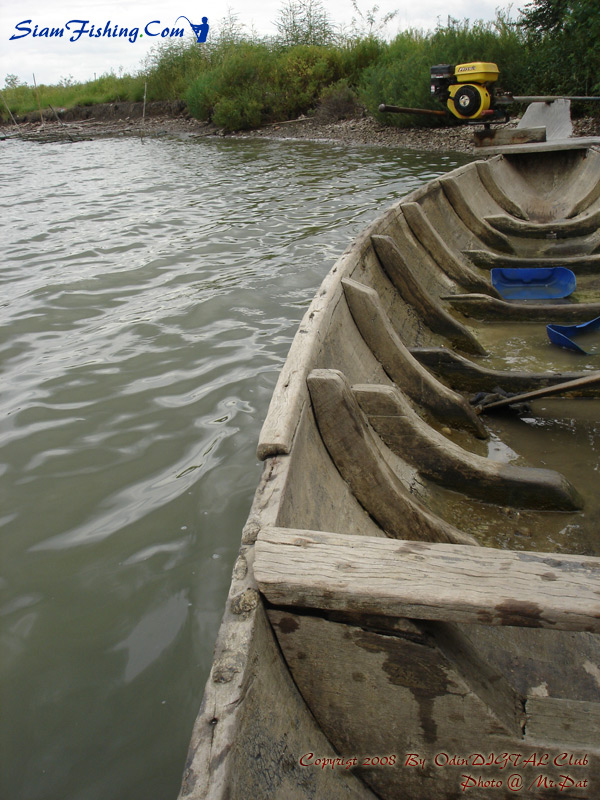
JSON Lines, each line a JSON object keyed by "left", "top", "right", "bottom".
{"left": 3, "top": 100, "right": 599, "bottom": 154}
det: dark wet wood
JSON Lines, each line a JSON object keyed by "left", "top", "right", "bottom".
{"left": 266, "top": 608, "right": 538, "bottom": 800}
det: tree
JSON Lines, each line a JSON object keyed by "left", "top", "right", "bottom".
{"left": 518, "top": 0, "right": 571, "bottom": 37}
{"left": 518, "top": 0, "right": 600, "bottom": 95}
{"left": 274, "top": 0, "right": 334, "bottom": 47}
{"left": 4, "top": 74, "right": 24, "bottom": 89}
{"left": 348, "top": 1, "right": 398, "bottom": 40}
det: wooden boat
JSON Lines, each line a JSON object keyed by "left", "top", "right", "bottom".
{"left": 179, "top": 137, "right": 600, "bottom": 800}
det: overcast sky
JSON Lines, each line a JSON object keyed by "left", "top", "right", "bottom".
{"left": 1, "top": 1, "right": 514, "bottom": 87}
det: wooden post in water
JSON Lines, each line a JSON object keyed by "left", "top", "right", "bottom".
{"left": 142, "top": 81, "right": 147, "bottom": 123}
{"left": 32, "top": 74, "right": 44, "bottom": 128}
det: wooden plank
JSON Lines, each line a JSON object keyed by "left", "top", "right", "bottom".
{"left": 354, "top": 383, "right": 581, "bottom": 510}
{"left": 474, "top": 126, "right": 546, "bottom": 148}
{"left": 526, "top": 697, "right": 600, "bottom": 746}
{"left": 368, "top": 236, "right": 486, "bottom": 355}
{"left": 401, "top": 201, "right": 501, "bottom": 295}
{"left": 444, "top": 292, "right": 600, "bottom": 322}
{"left": 255, "top": 526, "right": 600, "bottom": 633}
{"left": 341, "top": 277, "right": 487, "bottom": 437}
{"left": 473, "top": 137, "right": 600, "bottom": 156}
{"left": 306, "top": 369, "right": 477, "bottom": 546}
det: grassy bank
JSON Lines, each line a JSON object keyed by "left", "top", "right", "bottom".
{"left": 2, "top": 5, "right": 599, "bottom": 131}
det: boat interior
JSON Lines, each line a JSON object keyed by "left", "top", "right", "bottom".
{"left": 181, "top": 147, "right": 600, "bottom": 800}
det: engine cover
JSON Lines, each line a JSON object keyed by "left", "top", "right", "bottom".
{"left": 447, "top": 83, "right": 491, "bottom": 120}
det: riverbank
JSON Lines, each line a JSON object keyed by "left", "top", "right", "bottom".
{"left": 2, "top": 100, "right": 599, "bottom": 153}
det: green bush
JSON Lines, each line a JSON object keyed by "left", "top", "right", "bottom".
{"left": 315, "top": 79, "right": 361, "bottom": 120}
{"left": 272, "top": 45, "right": 343, "bottom": 118}
{"left": 358, "top": 30, "right": 434, "bottom": 126}
{"left": 185, "top": 42, "right": 344, "bottom": 129}
{"left": 185, "top": 43, "right": 276, "bottom": 130}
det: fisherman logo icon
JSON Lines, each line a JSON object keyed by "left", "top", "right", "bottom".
{"left": 176, "top": 16, "right": 209, "bottom": 43}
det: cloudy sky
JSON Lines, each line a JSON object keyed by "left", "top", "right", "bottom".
{"left": 1, "top": 0, "right": 513, "bottom": 86}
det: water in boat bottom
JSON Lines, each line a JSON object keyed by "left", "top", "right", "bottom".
{"left": 433, "top": 319, "right": 600, "bottom": 556}
{"left": 0, "top": 135, "right": 470, "bottom": 800}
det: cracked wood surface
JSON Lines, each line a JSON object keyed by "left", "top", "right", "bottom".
{"left": 255, "top": 527, "right": 600, "bottom": 633}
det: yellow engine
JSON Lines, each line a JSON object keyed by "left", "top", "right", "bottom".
{"left": 431, "top": 62, "right": 500, "bottom": 121}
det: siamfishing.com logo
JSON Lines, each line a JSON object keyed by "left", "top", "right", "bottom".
{"left": 8, "top": 16, "right": 209, "bottom": 44}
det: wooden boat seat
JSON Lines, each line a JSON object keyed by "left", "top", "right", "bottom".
{"left": 255, "top": 526, "right": 600, "bottom": 635}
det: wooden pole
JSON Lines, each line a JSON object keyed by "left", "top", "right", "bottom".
{"left": 32, "top": 73, "right": 44, "bottom": 128}
{"left": 48, "top": 104, "right": 76, "bottom": 142}
{"left": 0, "top": 90, "right": 19, "bottom": 129}
{"left": 477, "top": 371, "right": 600, "bottom": 413}
{"left": 378, "top": 103, "right": 447, "bottom": 117}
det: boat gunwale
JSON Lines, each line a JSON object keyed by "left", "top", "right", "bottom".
{"left": 256, "top": 159, "right": 482, "bottom": 460}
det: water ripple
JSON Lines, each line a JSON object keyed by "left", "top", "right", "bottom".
{"left": 0, "top": 134, "right": 469, "bottom": 800}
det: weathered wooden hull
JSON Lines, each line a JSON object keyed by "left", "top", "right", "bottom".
{"left": 180, "top": 145, "right": 600, "bottom": 799}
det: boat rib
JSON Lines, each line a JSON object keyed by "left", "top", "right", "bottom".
{"left": 354, "top": 382, "right": 582, "bottom": 510}
{"left": 438, "top": 175, "right": 515, "bottom": 253}
{"left": 307, "top": 368, "right": 477, "bottom": 546}
{"left": 465, "top": 248, "right": 600, "bottom": 273}
{"left": 342, "top": 277, "right": 487, "bottom": 437}
{"left": 369, "top": 234, "right": 486, "bottom": 355}
{"left": 486, "top": 208, "right": 600, "bottom": 238}
{"left": 401, "top": 201, "right": 501, "bottom": 295}
{"left": 410, "top": 347, "right": 600, "bottom": 393}
{"left": 444, "top": 292, "right": 600, "bottom": 322}
{"left": 475, "top": 159, "right": 528, "bottom": 219}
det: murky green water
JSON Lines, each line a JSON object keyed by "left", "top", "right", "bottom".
{"left": 0, "top": 135, "right": 469, "bottom": 800}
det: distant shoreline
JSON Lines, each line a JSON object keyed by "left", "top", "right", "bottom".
{"left": 2, "top": 100, "right": 599, "bottom": 154}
